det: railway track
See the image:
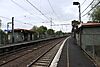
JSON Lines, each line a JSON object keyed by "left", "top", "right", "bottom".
{"left": 0, "top": 40, "right": 51, "bottom": 61}
{"left": 27, "top": 39, "right": 63, "bottom": 67}
{"left": 0, "top": 40, "right": 55, "bottom": 66}
{"left": 0, "top": 38, "right": 65, "bottom": 67}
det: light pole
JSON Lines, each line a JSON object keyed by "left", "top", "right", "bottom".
{"left": 50, "top": 18, "right": 53, "bottom": 29}
{"left": 73, "top": 2, "right": 81, "bottom": 23}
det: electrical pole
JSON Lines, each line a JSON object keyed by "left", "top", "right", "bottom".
{"left": 50, "top": 18, "right": 52, "bottom": 29}
{"left": 12, "top": 17, "right": 14, "bottom": 43}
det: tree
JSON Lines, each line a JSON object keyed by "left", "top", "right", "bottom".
{"left": 90, "top": 6, "right": 100, "bottom": 22}
{"left": 31, "top": 26, "right": 38, "bottom": 32}
{"left": 55, "top": 30, "right": 63, "bottom": 36}
{"left": 47, "top": 29, "right": 55, "bottom": 36}
{"left": 30, "top": 26, "right": 38, "bottom": 39}
{"left": 31, "top": 26, "right": 48, "bottom": 39}
{"left": 36, "top": 26, "right": 47, "bottom": 38}
{"left": 36, "top": 26, "right": 47, "bottom": 35}
{"left": 90, "top": 0, "right": 100, "bottom": 22}
{"left": 31, "top": 25, "right": 65, "bottom": 38}
{"left": 39, "top": 26, "right": 47, "bottom": 34}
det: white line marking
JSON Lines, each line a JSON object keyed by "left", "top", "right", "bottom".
{"left": 50, "top": 36, "right": 70, "bottom": 67}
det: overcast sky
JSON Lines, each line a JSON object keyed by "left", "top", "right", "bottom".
{"left": 0, "top": 0, "right": 92, "bottom": 32}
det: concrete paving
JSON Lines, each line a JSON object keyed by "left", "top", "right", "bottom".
{"left": 57, "top": 36, "right": 96, "bottom": 67}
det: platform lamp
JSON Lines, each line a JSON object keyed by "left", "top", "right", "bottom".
{"left": 73, "top": 2, "right": 81, "bottom": 23}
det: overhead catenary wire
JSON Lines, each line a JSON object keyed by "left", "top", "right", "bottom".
{"left": 81, "top": 0, "right": 87, "bottom": 6}
{"left": 47, "top": 0, "right": 60, "bottom": 20}
{"left": 82, "top": 0, "right": 100, "bottom": 17}
{"left": 81, "top": 0, "right": 95, "bottom": 14}
{"left": 0, "top": 16, "right": 11, "bottom": 20}
{"left": 0, "top": 16, "right": 33, "bottom": 26}
{"left": 26, "top": 0, "right": 50, "bottom": 21}
{"left": 11, "top": 0, "right": 45, "bottom": 21}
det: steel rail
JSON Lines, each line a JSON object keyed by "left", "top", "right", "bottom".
{"left": 0, "top": 40, "right": 55, "bottom": 66}
{"left": 27, "top": 39, "right": 63, "bottom": 67}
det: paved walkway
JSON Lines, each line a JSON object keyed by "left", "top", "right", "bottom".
{"left": 57, "top": 37, "right": 96, "bottom": 67}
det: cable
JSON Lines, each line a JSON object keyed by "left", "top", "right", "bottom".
{"left": 0, "top": 16, "right": 33, "bottom": 26}
{"left": 81, "top": 0, "right": 95, "bottom": 14}
{"left": 81, "top": 0, "right": 87, "bottom": 6}
{"left": 82, "top": 1, "right": 100, "bottom": 17}
{"left": 0, "top": 16, "right": 11, "bottom": 20}
{"left": 11, "top": 0, "right": 45, "bottom": 21}
{"left": 26, "top": 0, "right": 50, "bottom": 20}
{"left": 47, "top": 0, "right": 59, "bottom": 20}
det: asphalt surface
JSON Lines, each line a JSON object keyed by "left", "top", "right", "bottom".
{"left": 57, "top": 37, "right": 96, "bottom": 67}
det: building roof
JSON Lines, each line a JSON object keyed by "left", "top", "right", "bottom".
{"left": 79, "top": 23, "right": 100, "bottom": 28}
{"left": 8, "top": 28, "right": 34, "bottom": 33}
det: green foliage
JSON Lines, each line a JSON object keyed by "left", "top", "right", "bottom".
{"left": 0, "top": 30, "right": 8, "bottom": 44}
{"left": 47, "top": 29, "right": 55, "bottom": 35}
{"left": 31, "top": 26, "right": 38, "bottom": 32}
{"left": 90, "top": 0, "right": 100, "bottom": 22}
{"left": 55, "top": 30, "right": 63, "bottom": 36}
{"left": 31, "top": 25, "right": 66, "bottom": 38}
{"left": 37, "top": 26, "right": 47, "bottom": 35}
{"left": 31, "top": 25, "right": 47, "bottom": 34}
{"left": 90, "top": 6, "right": 100, "bottom": 22}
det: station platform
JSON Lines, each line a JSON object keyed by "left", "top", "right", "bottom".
{"left": 0, "top": 36, "right": 65, "bottom": 49}
{"left": 50, "top": 36, "right": 97, "bottom": 67}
